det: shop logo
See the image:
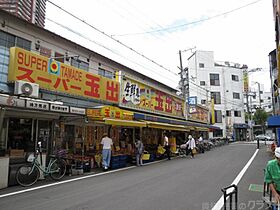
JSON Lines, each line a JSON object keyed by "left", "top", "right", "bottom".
{"left": 48, "top": 60, "right": 60, "bottom": 76}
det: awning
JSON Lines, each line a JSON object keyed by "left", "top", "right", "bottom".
{"left": 196, "top": 127, "right": 209, "bottom": 132}
{"left": 146, "top": 121, "right": 189, "bottom": 132}
{"left": 104, "top": 118, "right": 146, "bottom": 127}
{"left": 267, "top": 115, "right": 280, "bottom": 127}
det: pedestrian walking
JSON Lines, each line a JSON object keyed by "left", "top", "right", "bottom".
{"left": 265, "top": 147, "right": 280, "bottom": 203}
{"left": 198, "top": 135, "right": 204, "bottom": 153}
{"left": 135, "top": 139, "right": 144, "bottom": 166}
{"left": 100, "top": 133, "right": 113, "bottom": 171}
{"left": 187, "top": 135, "right": 196, "bottom": 158}
{"left": 163, "top": 133, "right": 171, "bottom": 160}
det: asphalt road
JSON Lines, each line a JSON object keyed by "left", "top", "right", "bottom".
{"left": 0, "top": 142, "right": 271, "bottom": 210}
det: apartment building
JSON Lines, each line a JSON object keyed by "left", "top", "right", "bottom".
{"left": 188, "top": 51, "right": 247, "bottom": 140}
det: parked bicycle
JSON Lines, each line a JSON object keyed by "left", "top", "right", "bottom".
{"left": 16, "top": 142, "right": 67, "bottom": 187}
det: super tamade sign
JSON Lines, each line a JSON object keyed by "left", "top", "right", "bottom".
{"left": 8, "top": 47, "right": 119, "bottom": 103}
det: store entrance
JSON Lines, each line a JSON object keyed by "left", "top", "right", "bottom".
{"left": 8, "top": 118, "right": 52, "bottom": 154}
{"left": 8, "top": 118, "right": 33, "bottom": 152}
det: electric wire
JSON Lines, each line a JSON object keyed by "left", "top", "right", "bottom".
{"left": 113, "top": 0, "right": 264, "bottom": 36}
{"left": 46, "top": 0, "right": 176, "bottom": 75}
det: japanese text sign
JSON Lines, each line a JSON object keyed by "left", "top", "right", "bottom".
{"left": 121, "top": 78, "right": 184, "bottom": 118}
{"left": 189, "top": 105, "right": 209, "bottom": 123}
{"left": 8, "top": 47, "right": 119, "bottom": 103}
{"left": 87, "top": 106, "right": 133, "bottom": 120}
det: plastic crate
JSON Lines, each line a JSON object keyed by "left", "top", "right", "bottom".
{"left": 111, "top": 156, "right": 120, "bottom": 163}
{"left": 119, "top": 155, "right": 128, "bottom": 161}
{"left": 111, "top": 162, "right": 120, "bottom": 169}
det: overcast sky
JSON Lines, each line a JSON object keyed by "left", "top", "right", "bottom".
{"left": 45, "top": 0, "right": 275, "bottom": 92}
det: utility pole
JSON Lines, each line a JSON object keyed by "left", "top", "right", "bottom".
{"left": 179, "top": 48, "right": 195, "bottom": 121}
{"left": 179, "top": 50, "right": 189, "bottom": 120}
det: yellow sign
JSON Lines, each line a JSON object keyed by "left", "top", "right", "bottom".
{"left": 87, "top": 106, "right": 133, "bottom": 120}
{"left": 121, "top": 77, "right": 185, "bottom": 118}
{"left": 8, "top": 47, "right": 119, "bottom": 103}
{"left": 211, "top": 98, "right": 215, "bottom": 124}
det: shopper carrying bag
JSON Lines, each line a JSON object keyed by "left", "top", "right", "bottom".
{"left": 135, "top": 139, "right": 144, "bottom": 166}
{"left": 186, "top": 135, "right": 196, "bottom": 158}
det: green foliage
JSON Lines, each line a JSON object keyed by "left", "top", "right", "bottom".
{"left": 253, "top": 109, "right": 268, "bottom": 126}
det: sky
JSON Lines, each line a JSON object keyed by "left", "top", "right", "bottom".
{"left": 45, "top": 0, "right": 275, "bottom": 92}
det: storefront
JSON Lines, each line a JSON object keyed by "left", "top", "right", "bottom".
{"left": 87, "top": 106, "right": 146, "bottom": 169}
{"left": 233, "top": 123, "right": 248, "bottom": 141}
{"left": 0, "top": 93, "right": 88, "bottom": 186}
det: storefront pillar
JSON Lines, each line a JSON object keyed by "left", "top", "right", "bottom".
{"left": 0, "top": 156, "right": 9, "bottom": 189}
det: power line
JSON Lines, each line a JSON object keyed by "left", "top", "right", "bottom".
{"left": 46, "top": 0, "right": 176, "bottom": 75}
{"left": 113, "top": 0, "right": 264, "bottom": 37}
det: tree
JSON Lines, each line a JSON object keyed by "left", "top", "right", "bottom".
{"left": 253, "top": 109, "right": 268, "bottom": 134}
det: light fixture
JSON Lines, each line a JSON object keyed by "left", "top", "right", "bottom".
{"left": 35, "top": 40, "right": 40, "bottom": 51}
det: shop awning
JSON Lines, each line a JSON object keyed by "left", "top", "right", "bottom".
{"left": 104, "top": 118, "right": 146, "bottom": 127}
{"left": 196, "top": 127, "right": 209, "bottom": 132}
{"left": 267, "top": 115, "right": 280, "bottom": 127}
{"left": 146, "top": 121, "right": 189, "bottom": 131}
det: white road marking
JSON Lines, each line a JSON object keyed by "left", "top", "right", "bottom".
{"left": 0, "top": 158, "right": 167, "bottom": 199}
{"left": 211, "top": 149, "right": 259, "bottom": 210}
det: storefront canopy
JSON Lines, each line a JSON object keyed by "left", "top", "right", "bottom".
{"left": 104, "top": 118, "right": 146, "bottom": 127}
{"left": 267, "top": 115, "right": 280, "bottom": 127}
{"left": 145, "top": 121, "right": 190, "bottom": 132}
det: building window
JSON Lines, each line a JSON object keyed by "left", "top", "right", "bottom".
{"left": 232, "top": 75, "right": 239, "bottom": 81}
{"left": 268, "top": 105, "right": 272, "bottom": 108}
{"left": 54, "top": 52, "right": 64, "bottom": 63}
{"left": 40, "top": 46, "right": 51, "bottom": 58}
{"left": 233, "top": 92, "right": 240, "bottom": 99}
{"left": 260, "top": 99, "right": 264, "bottom": 103}
{"left": 71, "top": 58, "right": 89, "bottom": 71}
{"left": 260, "top": 91, "right": 263, "bottom": 94}
{"left": 215, "top": 110, "right": 222, "bottom": 123}
{"left": 98, "top": 68, "right": 113, "bottom": 79}
{"left": 226, "top": 110, "right": 231, "bottom": 117}
{"left": 211, "top": 92, "right": 221, "bottom": 104}
{"left": 268, "top": 97, "right": 271, "bottom": 100}
{"left": 253, "top": 95, "right": 256, "bottom": 99}
{"left": 0, "top": 31, "right": 31, "bottom": 91}
{"left": 200, "top": 81, "right": 206, "bottom": 86}
{"left": 201, "top": 99, "right": 206, "bottom": 104}
{"left": 199, "top": 63, "right": 205, "bottom": 68}
{"left": 210, "top": 73, "right": 220, "bottom": 86}
{"left": 234, "top": 111, "right": 241, "bottom": 117}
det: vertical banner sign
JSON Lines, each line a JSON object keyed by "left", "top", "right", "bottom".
{"left": 243, "top": 69, "right": 249, "bottom": 93}
{"left": 211, "top": 98, "right": 215, "bottom": 124}
{"left": 8, "top": 47, "right": 119, "bottom": 104}
{"left": 277, "top": 128, "right": 280, "bottom": 147}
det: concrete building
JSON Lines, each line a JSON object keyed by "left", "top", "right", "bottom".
{"left": 187, "top": 51, "right": 247, "bottom": 140}
{"left": 0, "top": 0, "right": 46, "bottom": 27}
{"left": 249, "top": 83, "right": 273, "bottom": 114}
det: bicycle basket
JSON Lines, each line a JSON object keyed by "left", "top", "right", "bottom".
{"left": 27, "top": 153, "right": 35, "bottom": 162}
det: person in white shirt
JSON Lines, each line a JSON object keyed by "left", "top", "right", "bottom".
{"left": 101, "top": 133, "right": 113, "bottom": 171}
{"left": 163, "top": 133, "right": 171, "bottom": 160}
{"left": 187, "top": 135, "right": 196, "bottom": 158}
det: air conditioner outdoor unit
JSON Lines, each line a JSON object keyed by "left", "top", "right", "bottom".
{"left": 14, "top": 80, "right": 39, "bottom": 98}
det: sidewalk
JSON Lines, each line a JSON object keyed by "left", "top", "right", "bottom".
{"left": 224, "top": 143, "right": 273, "bottom": 210}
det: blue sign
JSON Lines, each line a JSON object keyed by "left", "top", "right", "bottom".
{"left": 188, "top": 96, "right": 197, "bottom": 105}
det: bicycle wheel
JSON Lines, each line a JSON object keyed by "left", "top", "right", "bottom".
{"left": 16, "top": 164, "right": 40, "bottom": 187}
{"left": 50, "top": 158, "right": 66, "bottom": 180}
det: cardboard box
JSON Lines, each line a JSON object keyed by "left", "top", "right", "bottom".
{"left": 10, "top": 149, "right": 25, "bottom": 157}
